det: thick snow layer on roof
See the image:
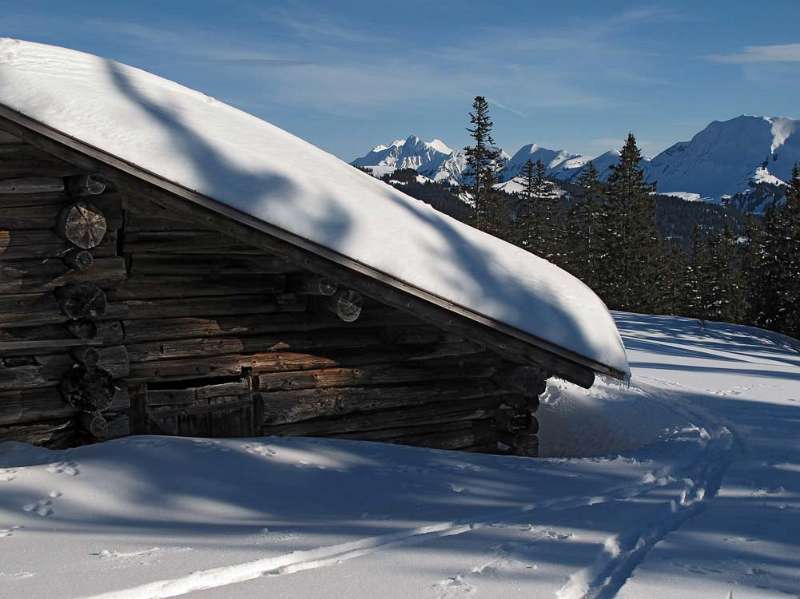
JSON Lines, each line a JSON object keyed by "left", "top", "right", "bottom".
{"left": 0, "top": 39, "right": 628, "bottom": 377}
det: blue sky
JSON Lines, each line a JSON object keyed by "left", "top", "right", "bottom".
{"left": 3, "top": 1, "right": 800, "bottom": 160}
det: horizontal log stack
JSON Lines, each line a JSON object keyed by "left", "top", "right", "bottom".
{"left": 0, "top": 126, "right": 547, "bottom": 456}
{"left": 0, "top": 130, "right": 128, "bottom": 444}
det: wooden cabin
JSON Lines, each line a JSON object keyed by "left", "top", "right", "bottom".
{"left": 0, "top": 40, "right": 628, "bottom": 455}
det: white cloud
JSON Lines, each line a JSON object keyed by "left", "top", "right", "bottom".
{"left": 708, "top": 43, "right": 800, "bottom": 64}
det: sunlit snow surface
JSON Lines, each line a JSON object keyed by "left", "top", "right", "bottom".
{"left": 0, "top": 38, "right": 627, "bottom": 377}
{"left": 1, "top": 312, "right": 798, "bottom": 598}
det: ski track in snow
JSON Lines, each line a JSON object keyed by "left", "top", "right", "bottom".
{"left": 556, "top": 423, "right": 734, "bottom": 599}
{"left": 81, "top": 411, "right": 721, "bottom": 599}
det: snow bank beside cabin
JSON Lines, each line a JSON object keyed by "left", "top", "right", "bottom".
{"left": 0, "top": 38, "right": 627, "bottom": 377}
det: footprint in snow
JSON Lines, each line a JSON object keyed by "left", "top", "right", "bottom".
{"left": 544, "top": 529, "right": 573, "bottom": 541}
{"left": 0, "top": 571, "right": 35, "bottom": 580}
{"left": 0, "top": 525, "right": 22, "bottom": 538}
{"left": 244, "top": 444, "right": 277, "bottom": 457}
{"left": 22, "top": 499, "right": 53, "bottom": 517}
{"left": 91, "top": 546, "right": 193, "bottom": 568}
{"left": 46, "top": 461, "right": 79, "bottom": 476}
{"left": 0, "top": 468, "right": 17, "bottom": 482}
{"left": 434, "top": 575, "right": 476, "bottom": 598}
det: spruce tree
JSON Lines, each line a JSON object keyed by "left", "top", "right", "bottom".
{"left": 463, "top": 96, "right": 504, "bottom": 235}
{"left": 759, "top": 163, "right": 800, "bottom": 336}
{"left": 516, "top": 159, "right": 538, "bottom": 250}
{"left": 566, "top": 162, "right": 603, "bottom": 285}
{"left": 595, "top": 133, "right": 659, "bottom": 312}
{"left": 515, "top": 159, "right": 563, "bottom": 261}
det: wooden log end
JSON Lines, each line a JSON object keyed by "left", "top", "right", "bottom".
{"left": 67, "top": 174, "right": 107, "bottom": 197}
{"left": 60, "top": 364, "right": 115, "bottom": 412}
{"left": 78, "top": 411, "right": 108, "bottom": 439}
{"left": 62, "top": 249, "right": 94, "bottom": 272}
{"left": 328, "top": 289, "right": 363, "bottom": 322}
{"left": 56, "top": 282, "right": 107, "bottom": 320}
{"left": 57, "top": 201, "right": 107, "bottom": 249}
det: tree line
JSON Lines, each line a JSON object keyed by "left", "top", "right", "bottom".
{"left": 463, "top": 96, "right": 800, "bottom": 340}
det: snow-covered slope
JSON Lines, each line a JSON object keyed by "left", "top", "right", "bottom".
{"left": 645, "top": 115, "right": 800, "bottom": 200}
{"left": 0, "top": 38, "right": 627, "bottom": 376}
{"left": 2, "top": 312, "right": 798, "bottom": 598}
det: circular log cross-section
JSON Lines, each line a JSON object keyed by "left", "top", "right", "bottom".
{"left": 57, "top": 202, "right": 107, "bottom": 250}
{"left": 67, "top": 174, "right": 107, "bottom": 197}
{"left": 60, "top": 364, "right": 115, "bottom": 412}
{"left": 78, "top": 412, "right": 109, "bottom": 439}
{"left": 57, "top": 282, "right": 108, "bottom": 320}
{"left": 62, "top": 248, "right": 94, "bottom": 272}
{"left": 328, "top": 289, "right": 363, "bottom": 323}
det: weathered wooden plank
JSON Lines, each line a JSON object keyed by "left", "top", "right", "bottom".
{"left": 0, "top": 130, "right": 20, "bottom": 144}
{"left": 0, "top": 228, "right": 118, "bottom": 261}
{"left": 261, "top": 396, "right": 501, "bottom": 437}
{"left": 144, "top": 381, "right": 251, "bottom": 408}
{"left": 128, "top": 254, "right": 294, "bottom": 276}
{"left": 0, "top": 418, "right": 74, "bottom": 446}
{"left": 0, "top": 204, "right": 62, "bottom": 229}
{"left": 108, "top": 274, "right": 287, "bottom": 301}
{"left": 121, "top": 307, "right": 421, "bottom": 343}
{"left": 0, "top": 387, "right": 75, "bottom": 425}
{"left": 0, "top": 256, "right": 127, "bottom": 294}
{"left": 0, "top": 293, "right": 127, "bottom": 327}
{"left": 0, "top": 142, "right": 66, "bottom": 161}
{"left": 126, "top": 327, "right": 451, "bottom": 363}
{"left": 0, "top": 339, "right": 103, "bottom": 355}
{"left": 256, "top": 361, "right": 499, "bottom": 392}
{"left": 259, "top": 381, "right": 501, "bottom": 426}
{"left": 333, "top": 421, "right": 494, "bottom": 451}
{"left": 123, "top": 294, "right": 306, "bottom": 320}
{"left": 124, "top": 205, "right": 208, "bottom": 231}
{"left": 0, "top": 321, "right": 123, "bottom": 346}
{"left": 0, "top": 177, "right": 65, "bottom": 195}
{"left": 0, "top": 158, "right": 81, "bottom": 178}
{"left": 122, "top": 230, "right": 268, "bottom": 255}
{"left": 127, "top": 342, "right": 484, "bottom": 383}
{"left": 128, "top": 351, "right": 338, "bottom": 381}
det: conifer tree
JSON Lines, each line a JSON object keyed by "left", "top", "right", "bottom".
{"left": 756, "top": 163, "right": 800, "bottom": 336}
{"left": 565, "top": 162, "right": 603, "bottom": 285}
{"left": 516, "top": 159, "right": 538, "bottom": 250}
{"left": 515, "top": 159, "right": 563, "bottom": 261}
{"left": 463, "top": 96, "right": 504, "bottom": 234}
{"left": 595, "top": 133, "right": 660, "bottom": 312}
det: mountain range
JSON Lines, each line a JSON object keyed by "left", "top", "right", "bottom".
{"left": 351, "top": 115, "right": 800, "bottom": 211}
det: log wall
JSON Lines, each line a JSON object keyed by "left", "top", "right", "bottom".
{"left": 0, "top": 130, "right": 544, "bottom": 455}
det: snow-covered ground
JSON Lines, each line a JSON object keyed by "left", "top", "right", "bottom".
{"left": 1, "top": 312, "right": 798, "bottom": 598}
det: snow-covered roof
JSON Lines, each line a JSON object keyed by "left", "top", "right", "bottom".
{"left": 0, "top": 39, "right": 628, "bottom": 379}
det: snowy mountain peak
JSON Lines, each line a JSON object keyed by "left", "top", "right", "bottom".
{"left": 428, "top": 138, "right": 453, "bottom": 154}
{"left": 645, "top": 114, "right": 800, "bottom": 201}
{"left": 352, "top": 134, "right": 455, "bottom": 179}
{"left": 353, "top": 115, "right": 799, "bottom": 207}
